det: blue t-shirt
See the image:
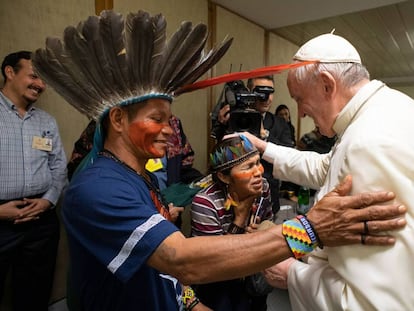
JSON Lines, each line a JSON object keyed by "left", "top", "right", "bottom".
{"left": 151, "top": 155, "right": 168, "bottom": 190}
{"left": 62, "top": 156, "right": 182, "bottom": 311}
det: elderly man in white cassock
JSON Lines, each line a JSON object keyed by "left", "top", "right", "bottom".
{"left": 243, "top": 33, "right": 414, "bottom": 311}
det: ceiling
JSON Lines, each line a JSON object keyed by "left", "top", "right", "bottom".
{"left": 212, "top": 0, "right": 414, "bottom": 86}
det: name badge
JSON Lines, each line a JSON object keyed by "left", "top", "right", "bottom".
{"left": 145, "top": 158, "right": 163, "bottom": 172}
{"left": 32, "top": 136, "right": 53, "bottom": 151}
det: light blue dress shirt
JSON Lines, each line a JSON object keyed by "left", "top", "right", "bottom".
{"left": 0, "top": 91, "right": 67, "bottom": 205}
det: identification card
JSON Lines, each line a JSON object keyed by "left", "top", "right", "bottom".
{"left": 32, "top": 136, "right": 53, "bottom": 151}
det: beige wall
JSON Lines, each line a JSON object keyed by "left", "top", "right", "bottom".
{"left": 215, "top": 7, "right": 265, "bottom": 73}
{"left": 0, "top": 0, "right": 94, "bottom": 166}
{"left": 213, "top": 6, "right": 265, "bottom": 108}
{"left": 395, "top": 85, "right": 414, "bottom": 99}
{"left": 267, "top": 33, "right": 314, "bottom": 141}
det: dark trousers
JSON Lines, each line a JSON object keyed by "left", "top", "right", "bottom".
{"left": 0, "top": 208, "right": 60, "bottom": 311}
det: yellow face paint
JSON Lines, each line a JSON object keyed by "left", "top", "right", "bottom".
{"left": 232, "top": 163, "right": 264, "bottom": 180}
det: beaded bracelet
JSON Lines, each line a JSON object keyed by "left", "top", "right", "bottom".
{"left": 227, "top": 222, "right": 245, "bottom": 234}
{"left": 186, "top": 297, "right": 200, "bottom": 311}
{"left": 296, "top": 215, "right": 319, "bottom": 246}
{"left": 296, "top": 215, "right": 323, "bottom": 248}
{"left": 182, "top": 286, "right": 196, "bottom": 305}
{"left": 282, "top": 216, "right": 318, "bottom": 259}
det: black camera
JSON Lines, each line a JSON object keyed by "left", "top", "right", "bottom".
{"left": 222, "top": 80, "right": 274, "bottom": 137}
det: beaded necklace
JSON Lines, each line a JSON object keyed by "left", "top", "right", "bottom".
{"left": 99, "top": 149, "right": 171, "bottom": 221}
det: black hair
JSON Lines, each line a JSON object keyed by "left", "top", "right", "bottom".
{"left": 1, "top": 50, "right": 32, "bottom": 82}
{"left": 275, "top": 104, "right": 289, "bottom": 115}
{"left": 246, "top": 75, "right": 274, "bottom": 90}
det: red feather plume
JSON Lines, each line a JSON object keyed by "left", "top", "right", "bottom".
{"left": 175, "top": 61, "right": 317, "bottom": 95}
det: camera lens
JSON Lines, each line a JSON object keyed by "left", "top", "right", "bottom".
{"left": 235, "top": 115, "right": 252, "bottom": 131}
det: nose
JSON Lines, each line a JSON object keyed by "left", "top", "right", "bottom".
{"left": 34, "top": 77, "right": 46, "bottom": 92}
{"left": 253, "top": 164, "right": 264, "bottom": 176}
{"left": 162, "top": 124, "right": 173, "bottom": 137}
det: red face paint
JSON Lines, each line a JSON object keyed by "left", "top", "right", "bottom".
{"left": 128, "top": 120, "right": 168, "bottom": 158}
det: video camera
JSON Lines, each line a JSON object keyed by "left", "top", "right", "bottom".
{"left": 222, "top": 80, "right": 274, "bottom": 137}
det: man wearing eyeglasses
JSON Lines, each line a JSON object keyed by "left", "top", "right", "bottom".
{"left": 246, "top": 76, "right": 294, "bottom": 216}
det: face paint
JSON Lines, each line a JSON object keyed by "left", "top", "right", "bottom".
{"left": 128, "top": 120, "right": 167, "bottom": 158}
{"left": 232, "top": 163, "right": 264, "bottom": 180}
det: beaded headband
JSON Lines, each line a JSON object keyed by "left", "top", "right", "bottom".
{"left": 210, "top": 135, "right": 259, "bottom": 172}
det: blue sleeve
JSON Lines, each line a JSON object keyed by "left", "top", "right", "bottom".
{"left": 63, "top": 163, "right": 179, "bottom": 282}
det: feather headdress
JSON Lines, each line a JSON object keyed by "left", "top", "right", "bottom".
{"left": 32, "top": 9, "right": 233, "bottom": 174}
{"left": 32, "top": 10, "right": 233, "bottom": 120}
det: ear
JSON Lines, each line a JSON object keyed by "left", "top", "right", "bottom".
{"left": 217, "top": 171, "right": 230, "bottom": 185}
{"left": 4, "top": 65, "right": 15, "bottom": 80}
{"left": 320, "top": 71, "right": 336, "bottom": 98}
{"left": 108, "top": 107, "right": 126, "bottom": 133}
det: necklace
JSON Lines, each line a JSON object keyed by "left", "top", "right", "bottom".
{"left": 99, "top": 149, "right": 171, "bottom": 220}
{"left": 99, "top": 149, "right": 141, "bottom": 174}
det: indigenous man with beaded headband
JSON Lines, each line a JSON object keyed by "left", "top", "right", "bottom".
{"left": 33, "top": 10, "right": 406, "bottom": 311}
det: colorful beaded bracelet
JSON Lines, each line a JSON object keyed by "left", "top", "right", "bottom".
{"left": 296, "top": 215, "right": 319, "bottom": 245}
{"left": 282, "top": 216, "right": 319, "bottom": 259}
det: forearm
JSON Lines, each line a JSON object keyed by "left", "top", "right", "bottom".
{"left": 263, "top": 143, "right": 328, "bottom": 189}
{"left": 150, "top": 226, "right": 291, "bottom": 285}
{"left": 242, "top": 130, "right": 328, "bottom": 188}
